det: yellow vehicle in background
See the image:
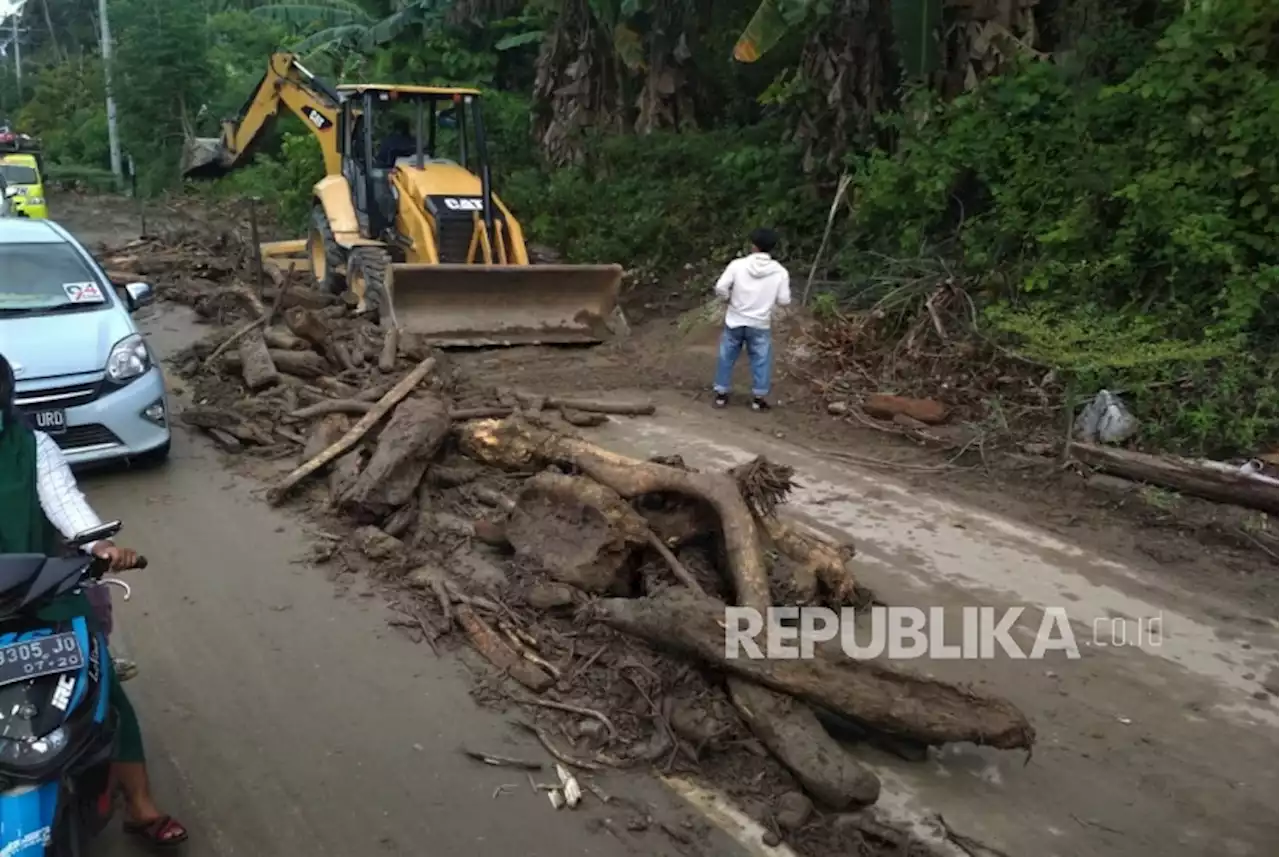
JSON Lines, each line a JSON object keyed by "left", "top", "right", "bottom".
{"left": 0, "top": 154, "right": 48, "bottom": 219}
{"left": 182, "top": 52, "right": 621, "bottom": 346}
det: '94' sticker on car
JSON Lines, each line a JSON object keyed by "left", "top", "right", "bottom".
{"left": 63, "top": 282, "right": 105, "bottom": 303}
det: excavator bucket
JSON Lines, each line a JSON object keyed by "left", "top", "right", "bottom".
{"left": 181, "top": 137, "right": 232, "bottom": 179}
{"left": 385, "top": 263, "right": 624, "bottom": 347}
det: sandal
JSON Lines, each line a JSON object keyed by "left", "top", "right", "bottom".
{"left": 123, "top": 815, "right": 188, "bottom": 847}
{"left": 113, "top": 658, "right": 139, "bottom": 683}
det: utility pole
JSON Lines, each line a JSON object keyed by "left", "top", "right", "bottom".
{"left": 97, "top": 0, "right": 123, "bottom": 190}
{"left": 11, "top": 14, "right": 20, "bottom": 99}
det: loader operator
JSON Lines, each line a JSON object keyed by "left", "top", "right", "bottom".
{"left": 377, "top": 117, "right": 417, "bottom": 167}
{"left": 0, "top": 353, "right": 189, "bottom": 847}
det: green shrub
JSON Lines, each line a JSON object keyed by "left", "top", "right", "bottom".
{"left": 844, "top": 0, "right": 1279, "bottom": 455}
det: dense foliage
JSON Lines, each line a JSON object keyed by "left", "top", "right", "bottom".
{"left": 2, "top": 0, "right": 1275, "bottom": 455}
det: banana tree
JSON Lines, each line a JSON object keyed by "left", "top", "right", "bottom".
{"left": 733, "top": 0, "right": 942, "bottom": 79}
{"left": 253, "top": 0, "right": 452, "bottom": 56}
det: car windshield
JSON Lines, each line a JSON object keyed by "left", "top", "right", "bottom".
{"left": 0, "top": 164, "right": 38, "bottom": 185}
{"left": 0, "top": 242, "right": 105, "bottom": 315}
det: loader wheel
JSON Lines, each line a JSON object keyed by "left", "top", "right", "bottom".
{"left": 347, "top": 246, "right": 393, "bottom": 324}
{"left": 307, "top": 204, "right": 345, "bottom": 294}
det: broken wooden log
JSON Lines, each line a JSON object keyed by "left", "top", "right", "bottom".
{"left": 455, "top": 605, "right": 554, "bottom": 692}
{"left": 181, "top": 408, "right": 273, "bottom": 446}
{"left": 263, "top": 328, "right": 309, "bottom": 351}
{"left": 339, "top": 396, "right": 451, "bottom": 520}
{"left": 379, "top": 327, "right": 399, "bottom": 373}
{"left": 597, "top": 588, "right": 1036, "bottom": 751}
{"left": 237, "top": 331, "right": 278, "bottom": 392}
{"left": 289, "top": 399, "right": 372, "bottom": 420}
{"left": 268, "top": 349, "right": 330, "bottom": 379}
{"left": 505, "top": 471, "right": 651, "bottom": 594}
{"left": 546, "top": 397, "right": 655, "bottom": 416}
{"left": 1068, "top": 443, "right": 1279, "bottom": 514}
{"left": 301, "top": 413, "right": 350, "bottom": 463}
{"left": 758, "top": 515, "right": 857, "bottom": 606}
{"left": 268, "top": 356, "right": 437, "bottom": 506}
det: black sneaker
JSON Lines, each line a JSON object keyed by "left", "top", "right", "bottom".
{"left": 751, "top": 397, "right": 771, "bottom": 411}
{"left": 713, "top": 392, "right": 729, "bottom": 408}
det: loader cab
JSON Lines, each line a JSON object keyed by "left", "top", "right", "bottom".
{"left": 335, "top": 84, "right": 494, "bottom": 257}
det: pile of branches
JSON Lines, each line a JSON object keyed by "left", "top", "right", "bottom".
{"left": 796, "top": 268, "right": 1060, "bottom": 444}
{"left": 103, "top": 234, "right": 1034, "bottom": 854}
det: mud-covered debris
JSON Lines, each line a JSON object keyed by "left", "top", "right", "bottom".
{"left": 355, "top": 526, "right": 402, "bottom": 561}
{"left": 775, "top": 791, "right": 813, "bottom": 830}
{"left": 526, "top": 582, "right": 575, "bottom": 610}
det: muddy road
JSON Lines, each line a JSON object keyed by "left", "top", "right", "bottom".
{"left": 53, "top": 197, "right": 1279, "bottom": 856}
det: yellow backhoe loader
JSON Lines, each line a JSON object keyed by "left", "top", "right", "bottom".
{"left": 182, "top": 53, "right": 622, "bottom": 346}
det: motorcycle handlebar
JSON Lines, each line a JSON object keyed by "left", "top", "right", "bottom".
{"left": 87, "top": 554, "right": 148, "bottom": 578}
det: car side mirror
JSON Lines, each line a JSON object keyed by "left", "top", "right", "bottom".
{"left": 124, "top": 282, "right": 154, "bottom": 311}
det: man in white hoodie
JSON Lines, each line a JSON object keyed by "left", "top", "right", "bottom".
{"left": 711, "top": 227, "right": 791, "bottom": 410}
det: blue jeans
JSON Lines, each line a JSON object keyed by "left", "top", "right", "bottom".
{"left": 713, "top": 325, "right": 772, "bottom": 397}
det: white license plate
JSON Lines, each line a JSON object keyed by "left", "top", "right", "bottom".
{"left": 32, "top": 409, "right": 67, "bottom": 434}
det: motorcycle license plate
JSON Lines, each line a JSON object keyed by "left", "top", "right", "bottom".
{"left": 0, "top": 633, "right": 84, "bottom": 688}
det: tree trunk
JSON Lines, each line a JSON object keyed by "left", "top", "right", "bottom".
{"left": 1069, "top": 443, "right": 1279, "bottom": 514}
{"left": 505, "top": 471, "right": 651, "bottom": 593}
{"left": 338, "top": 396, "right": 451, "bottom": 520}
{"left": 238, "top": 331, "right": 278, "bottom": 391}
{"left": 301, "top": 413, "right": 351, "bottom": 463}
{"left": 598, "top": 588, "right": 1035, "bottom": 751}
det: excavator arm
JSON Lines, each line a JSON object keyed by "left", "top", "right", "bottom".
{"left": 182, "top": 53, "right": 343, "bottom": 178}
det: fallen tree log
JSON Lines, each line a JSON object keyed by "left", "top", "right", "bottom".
{"left": 379, "top": 327, "right": 399, "bottom": 373}
{"left": 302, "top": 414, "right": 350, "bottom": 463}
{"left": 758, "top": 515, "right": 857, "bottom": 606}
{"left": 269, "top": 349, "right": 331, "bottom": 379}
{"left": 181, "top": 408, "right": 273, "bottom": 446}
{"left": 289, "top": 400, "right": 372, "bottom": 420}
{"left": 238, "top": 331, "right": 278, "bottom": 391}
{"left": 457, "top": 417, "right": 881, "bottom": 808}
{"left": 268, "top": 356, "right": 436, "bottom": 506}
{"left": 339, "top": 396, "right": 451, "bottom": 520}
{"left": 546, "top": 397, "right": 656, "bottom": 416}
{"left": 263, "top": 328, "right": 309, "bottom": 351}
{"left": 505, "top": 471, "right": 651, "bottom": 593}
{"left": 225, "top": 349, "right": 329, "bottom": 380}
{"left": 455, "top": 605, "right": 554, "bottom": 692}
{"left": 598, "top": 588, "right": 1035, "bottom": 751}
{"left": 1068, "top": 443, "right": 1279, "bottom": 514}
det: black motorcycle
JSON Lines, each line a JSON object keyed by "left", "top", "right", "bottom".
{"left": 0, "top": 520, "right": 145, "bottom": 856}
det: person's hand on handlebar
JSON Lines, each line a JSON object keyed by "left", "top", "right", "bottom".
{"left": 91, "top": 541, "right": 142, "bottom": 571}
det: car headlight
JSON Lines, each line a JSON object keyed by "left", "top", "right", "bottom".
{"left": 0, "top": 727, "right": 67, "bottom": 769}
{"left": 106, "top": 334, "right": 151, "bottom": 383}
{"left": 25, "top": 196, "right": 43, "bottom": 205}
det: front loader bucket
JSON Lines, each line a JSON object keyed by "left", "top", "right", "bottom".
{"left": 180, "top": 137, "right": 231, "bottom": 179}
{"left": 386, "top": 263, "right": 624, "bottom": 347}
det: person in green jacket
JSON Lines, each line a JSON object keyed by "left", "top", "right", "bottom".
{"left": 0, "top": 354, "right": 187, "bottom": 847}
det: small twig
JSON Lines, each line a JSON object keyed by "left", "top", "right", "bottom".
{"left": 645, "top": 532, "right": 706, "bottom": 594}
{"left": 430, "top": 577, "right": 453, "bottom": 628}
{"left": 582, "top": 779, "right": 612, "bottom": 804}
{"left": 203, "top": 267, "right": 291, "bottom": 369}
{"left": 461, "top": 748, "right": 543, "bottom": 771}
{"left": 511, "top": 720, "right": 603, "bottom": 771}
{"left": 564, "top": 644, "right": 609, "bottom": 684}
{"left": 934, "top": 813, "right": 1014, "bottom": 857}
{"left": 510, "top": 695, "right": 618, "bottom": 740}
